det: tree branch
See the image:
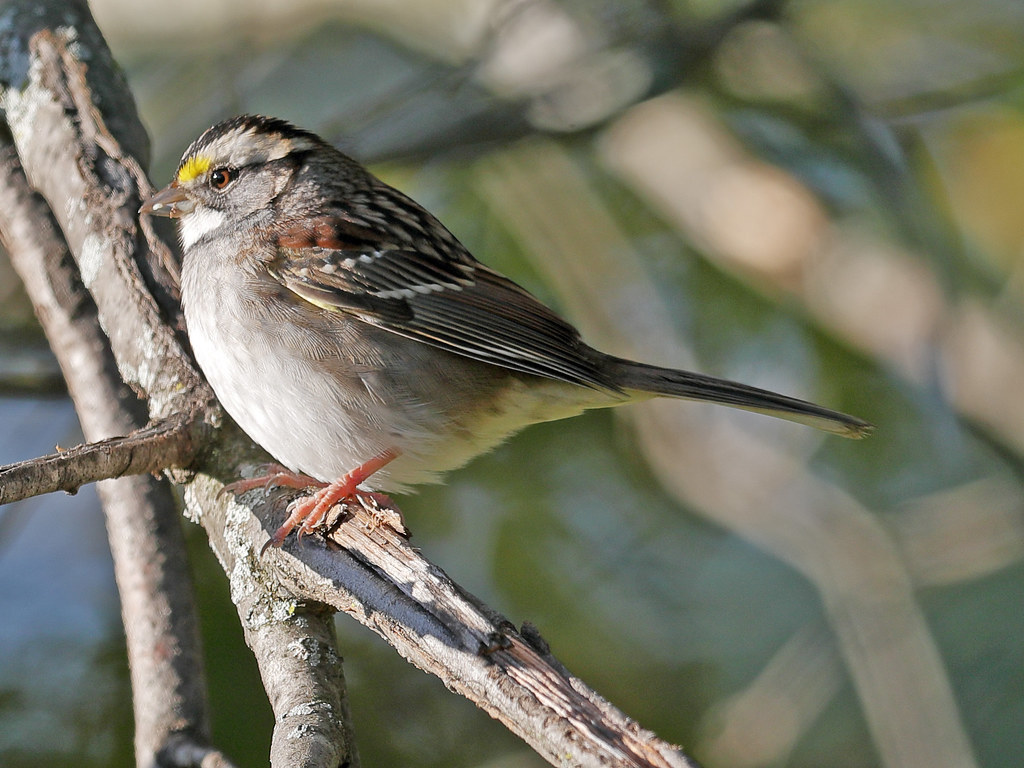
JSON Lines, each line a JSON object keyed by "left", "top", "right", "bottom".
{"left": 0, "top": 5, "right": 361, "bottom": 766}
{"left": 0, "top": 414, "right": 196, "bottom": 505}
{"left": 192, "top": 477, "right": 698, "bottom": 768}
{"left": 0, "top": 121, "right": 231, "bottom": 765}
{"left": 0, "top": 2, "right": 700, "bottom": 766}
{"left": 197, "top": 482, "right": 361, "bottom": 766}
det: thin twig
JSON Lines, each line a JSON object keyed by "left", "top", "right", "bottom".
{"left": 0, "top": 414, "right": 197, "bottom": 505}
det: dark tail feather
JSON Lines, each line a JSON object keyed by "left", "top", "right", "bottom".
{"left": 606, "top": 357, "right": 873, "bottom": 439}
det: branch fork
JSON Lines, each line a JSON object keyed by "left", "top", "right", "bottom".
{"left": 0, "top": 2, "right": 697, "bottom": 766}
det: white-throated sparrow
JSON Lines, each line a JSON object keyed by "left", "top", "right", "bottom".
{"left": 140, "top": 115, "right": 871, "bottom": 550}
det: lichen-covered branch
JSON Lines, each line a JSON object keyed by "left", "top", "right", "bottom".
{"left": 192, "top": 476, "right": 698, "bottom": 768}
{"left": 0, "top": 129, "right": 231, "bottom": 766}
{"left": 0, "top": 2, "right": 699, "bottom": 766}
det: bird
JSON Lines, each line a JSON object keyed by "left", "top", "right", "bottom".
{"left": 140, "top": 114, "right": 871, "bottom": 551}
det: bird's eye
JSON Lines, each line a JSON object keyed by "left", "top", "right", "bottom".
{"left": 209, "top": 168, "right": 234, "bottom": 190}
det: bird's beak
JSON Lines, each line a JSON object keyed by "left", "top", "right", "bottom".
{"left": 139, "top": 181, "right": 194, "bottom": 218}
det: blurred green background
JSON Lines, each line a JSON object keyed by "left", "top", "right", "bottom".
{"left": 2, "top": 0, "right": 1023, "bottom": 766}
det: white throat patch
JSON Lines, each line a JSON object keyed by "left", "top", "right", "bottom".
{"left": 178, "top": 207, "right": 227, "bottom": 250}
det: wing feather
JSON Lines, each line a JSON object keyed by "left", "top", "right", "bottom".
{"left": 271, "top": 220, "right": 617, "bottom": 390}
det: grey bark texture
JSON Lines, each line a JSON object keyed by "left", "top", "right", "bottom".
{"left": 0, "top": 2, "right": 698, "bottom": 766}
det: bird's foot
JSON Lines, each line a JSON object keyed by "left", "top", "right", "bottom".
{"left": 221, "top": 463, "right": 324, "bottom": 496}
{"left": 260, "top": 449, "right": 399, "bottom": 554}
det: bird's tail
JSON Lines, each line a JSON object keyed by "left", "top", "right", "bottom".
{"left": 605, "top": 357, "right": 873, "bottom": 439}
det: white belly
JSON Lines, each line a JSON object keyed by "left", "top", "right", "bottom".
{"left": 182, "top": 251, "right": 619, "bottom": 490}
{"left": 186, "top": 295, "right": 386, "bottom": 481}
{"left": 184, "top": 278, "right": 610, "bottom": 491}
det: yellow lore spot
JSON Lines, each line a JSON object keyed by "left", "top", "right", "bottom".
{"left": 178, "top": 155, "right": 211, "bottom": 183}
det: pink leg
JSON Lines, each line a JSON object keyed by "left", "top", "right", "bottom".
{"left": 222, "top": 463, "right": 324, "bottom": 495}
{"left": 261, "top": 449, "right": 399, "bottom": 554}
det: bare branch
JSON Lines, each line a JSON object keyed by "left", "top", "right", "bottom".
{"left": 0, "top": 4, "right": 231, "bottom": 766}
{"left": 0, "top": 155, "right": 234, "bottom": 766}
{"left": 0, "top": 5, "right": 359, "bottom": 766}
{"left": 0, "top": 2, "right": 701, "bottom": 766}
{"left": 192, "top": 477, "right": 698, "bottom": 768}
{"left": 198, "top": 491, "right": 361, "bottom": 767}
{"left": 1, "top": 8, "right": 204, "bottom": 420}
{"left": 0, "top": 414, "right": 196, "bottom": 505}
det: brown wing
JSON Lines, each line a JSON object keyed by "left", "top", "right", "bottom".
{"left": 270, "top": 217, "right": 619, "bottom": 390}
